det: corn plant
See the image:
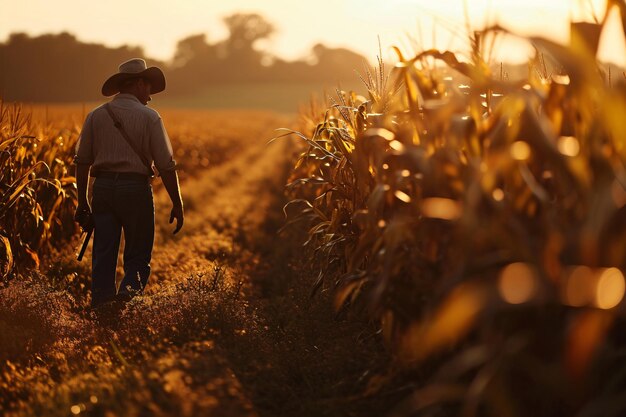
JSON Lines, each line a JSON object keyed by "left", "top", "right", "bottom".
{"left": 0, "top": 101, "right": 78, "bottom": 277}
{"left": 285, "top": 2, "right": 626, "bottom": 415}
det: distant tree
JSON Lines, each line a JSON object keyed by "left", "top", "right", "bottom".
{"left": 0, "top": 20, "right": 370, "bottom": 102}
{"left": 0, "top": 32, "right": 146, "bottom": 101}
{"left": 172, "top": 34, "right": 214, "bottom": 68}
{"left": 312, "top": 44, "right": 364, "bottom": 66}
{"left": 169, "top": 34, "right": 219, "bottom": 93}
{"left": 222, "top": 13, "right": 274, "bottom": 53}
{"left": 7, "top": 32, "right": 30, "bottom": 45}
{"left": 309, "top": 44, "right": 367, "bottom": 82}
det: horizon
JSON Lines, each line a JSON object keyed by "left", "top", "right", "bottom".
{"left": 1, "top": 0, "right": 625, "bottom": 67}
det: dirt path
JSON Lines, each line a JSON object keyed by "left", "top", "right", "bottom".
{"left": 149, "top": 114, "right": 290, "bottom": 290}
{"left": 138, "top": 113, "right": 391, "bottom": 417}
{"left": 111, "top": 113, "right": 296, "bottom": 416}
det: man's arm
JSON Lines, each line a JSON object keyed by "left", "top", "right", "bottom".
{"left": 75, "top": 164, "right": 91, "bottom": 215}
{"left": 160, "top": 169, "right": 184, "bottom": 234}
{"left": 148, "top": 115, "right": 183, "bottom": 234}
{"left": 74, "top": 111, "right": 94, "bottom": 221}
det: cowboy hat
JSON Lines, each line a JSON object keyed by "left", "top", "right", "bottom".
{"left": 101, "top": 58, "right": 166, "bottom": 96}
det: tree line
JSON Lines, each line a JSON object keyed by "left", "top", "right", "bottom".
{"left": 0, "top": 13, "right": 368, "bottom": 102}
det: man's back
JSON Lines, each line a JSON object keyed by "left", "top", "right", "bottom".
{"left": 76, "top": 93, "right": 175, "bottom": 176}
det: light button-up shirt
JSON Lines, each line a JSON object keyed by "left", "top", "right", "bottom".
{"left": 74, "top": 94, "right": 176, "bottom": 175}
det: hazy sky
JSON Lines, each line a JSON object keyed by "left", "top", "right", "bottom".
{"left": 1, "top": 0, "right": 624, "bottom": 66}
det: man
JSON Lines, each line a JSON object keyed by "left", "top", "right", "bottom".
{"left": 74, "top": 58, "right": 184, "bottom": 310}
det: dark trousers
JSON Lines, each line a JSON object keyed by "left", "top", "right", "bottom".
{"left": 91, "top": 176, "right": 154, "bottom": 307}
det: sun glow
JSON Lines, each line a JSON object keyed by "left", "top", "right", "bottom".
{"left": 1, "top": 0, "right": 623, "bottom": 66}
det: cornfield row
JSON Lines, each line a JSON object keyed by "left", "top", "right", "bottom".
{"left": 0, "top": 104, "right": 265, "bottom": 280}
{"left": 0, "top": 102, "right": 78, "bottom": 276}
{"left": 286, "top": 4, "right": 626, "bottom": 416}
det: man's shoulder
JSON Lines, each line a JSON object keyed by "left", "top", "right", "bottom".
{"left": 87, "top": 104, "right": 105, "bottom": 117}
{"left": 126, "top": 103, "right": 161, "bottom": 123}
{"left": 91, "top": 101, "right": 161, "bottom": 123}
{"left": 140, "top": 106, "right": 162, "bottom": 122}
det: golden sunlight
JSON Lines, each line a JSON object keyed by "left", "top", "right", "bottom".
{"left": 498, "top": 262, "right": 538, "bottom": 304}
{"left": 557, "top": 136, "right": 581, "bottom": 157}
{"left": 595, "top": 267, "right": 625, "bottom": 310}
{"left": 510, "top": 141, "right": 532, "bottom": 161}
{"left": 422, "top": 198, "right": 463, "bottom": 220}
{"left": 3, "top": 0, "right": 626, "bottom": 414}
{"left": 1, "top": 0, "right": 623, "bottom": 65}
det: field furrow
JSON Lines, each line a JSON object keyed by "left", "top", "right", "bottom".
{"left": 150, "top": 123, "right": 289, "bottom": 289}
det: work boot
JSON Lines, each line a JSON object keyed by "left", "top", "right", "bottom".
{"left": 90, "top": 299, "right": 124, "bottom": 326}
{"left": 116, "top": 286, "right": 142, "bottom": 303}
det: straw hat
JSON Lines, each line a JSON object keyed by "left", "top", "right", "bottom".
{"left": 101, "top": 58, "right": 166, "bottom": 96}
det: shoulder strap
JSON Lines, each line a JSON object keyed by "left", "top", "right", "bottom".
{"left": 103, "top": 103, "right": 153, "bottom": 176}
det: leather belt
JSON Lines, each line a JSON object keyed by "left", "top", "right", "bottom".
{"left": 93, "top": 171, "right": 150, "bottom": 182}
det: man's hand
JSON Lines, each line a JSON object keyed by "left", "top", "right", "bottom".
{"left": 161, "top": 170, "right": 184, "bottom": 235}
{"left": 169, "top": 204, "right": 184, "bottom": 235}
{"left": 75, "top": 164, "right": 92, "bottom": 231}
{"left": 74, "top": 203, "right": 93, "bottom": 232}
